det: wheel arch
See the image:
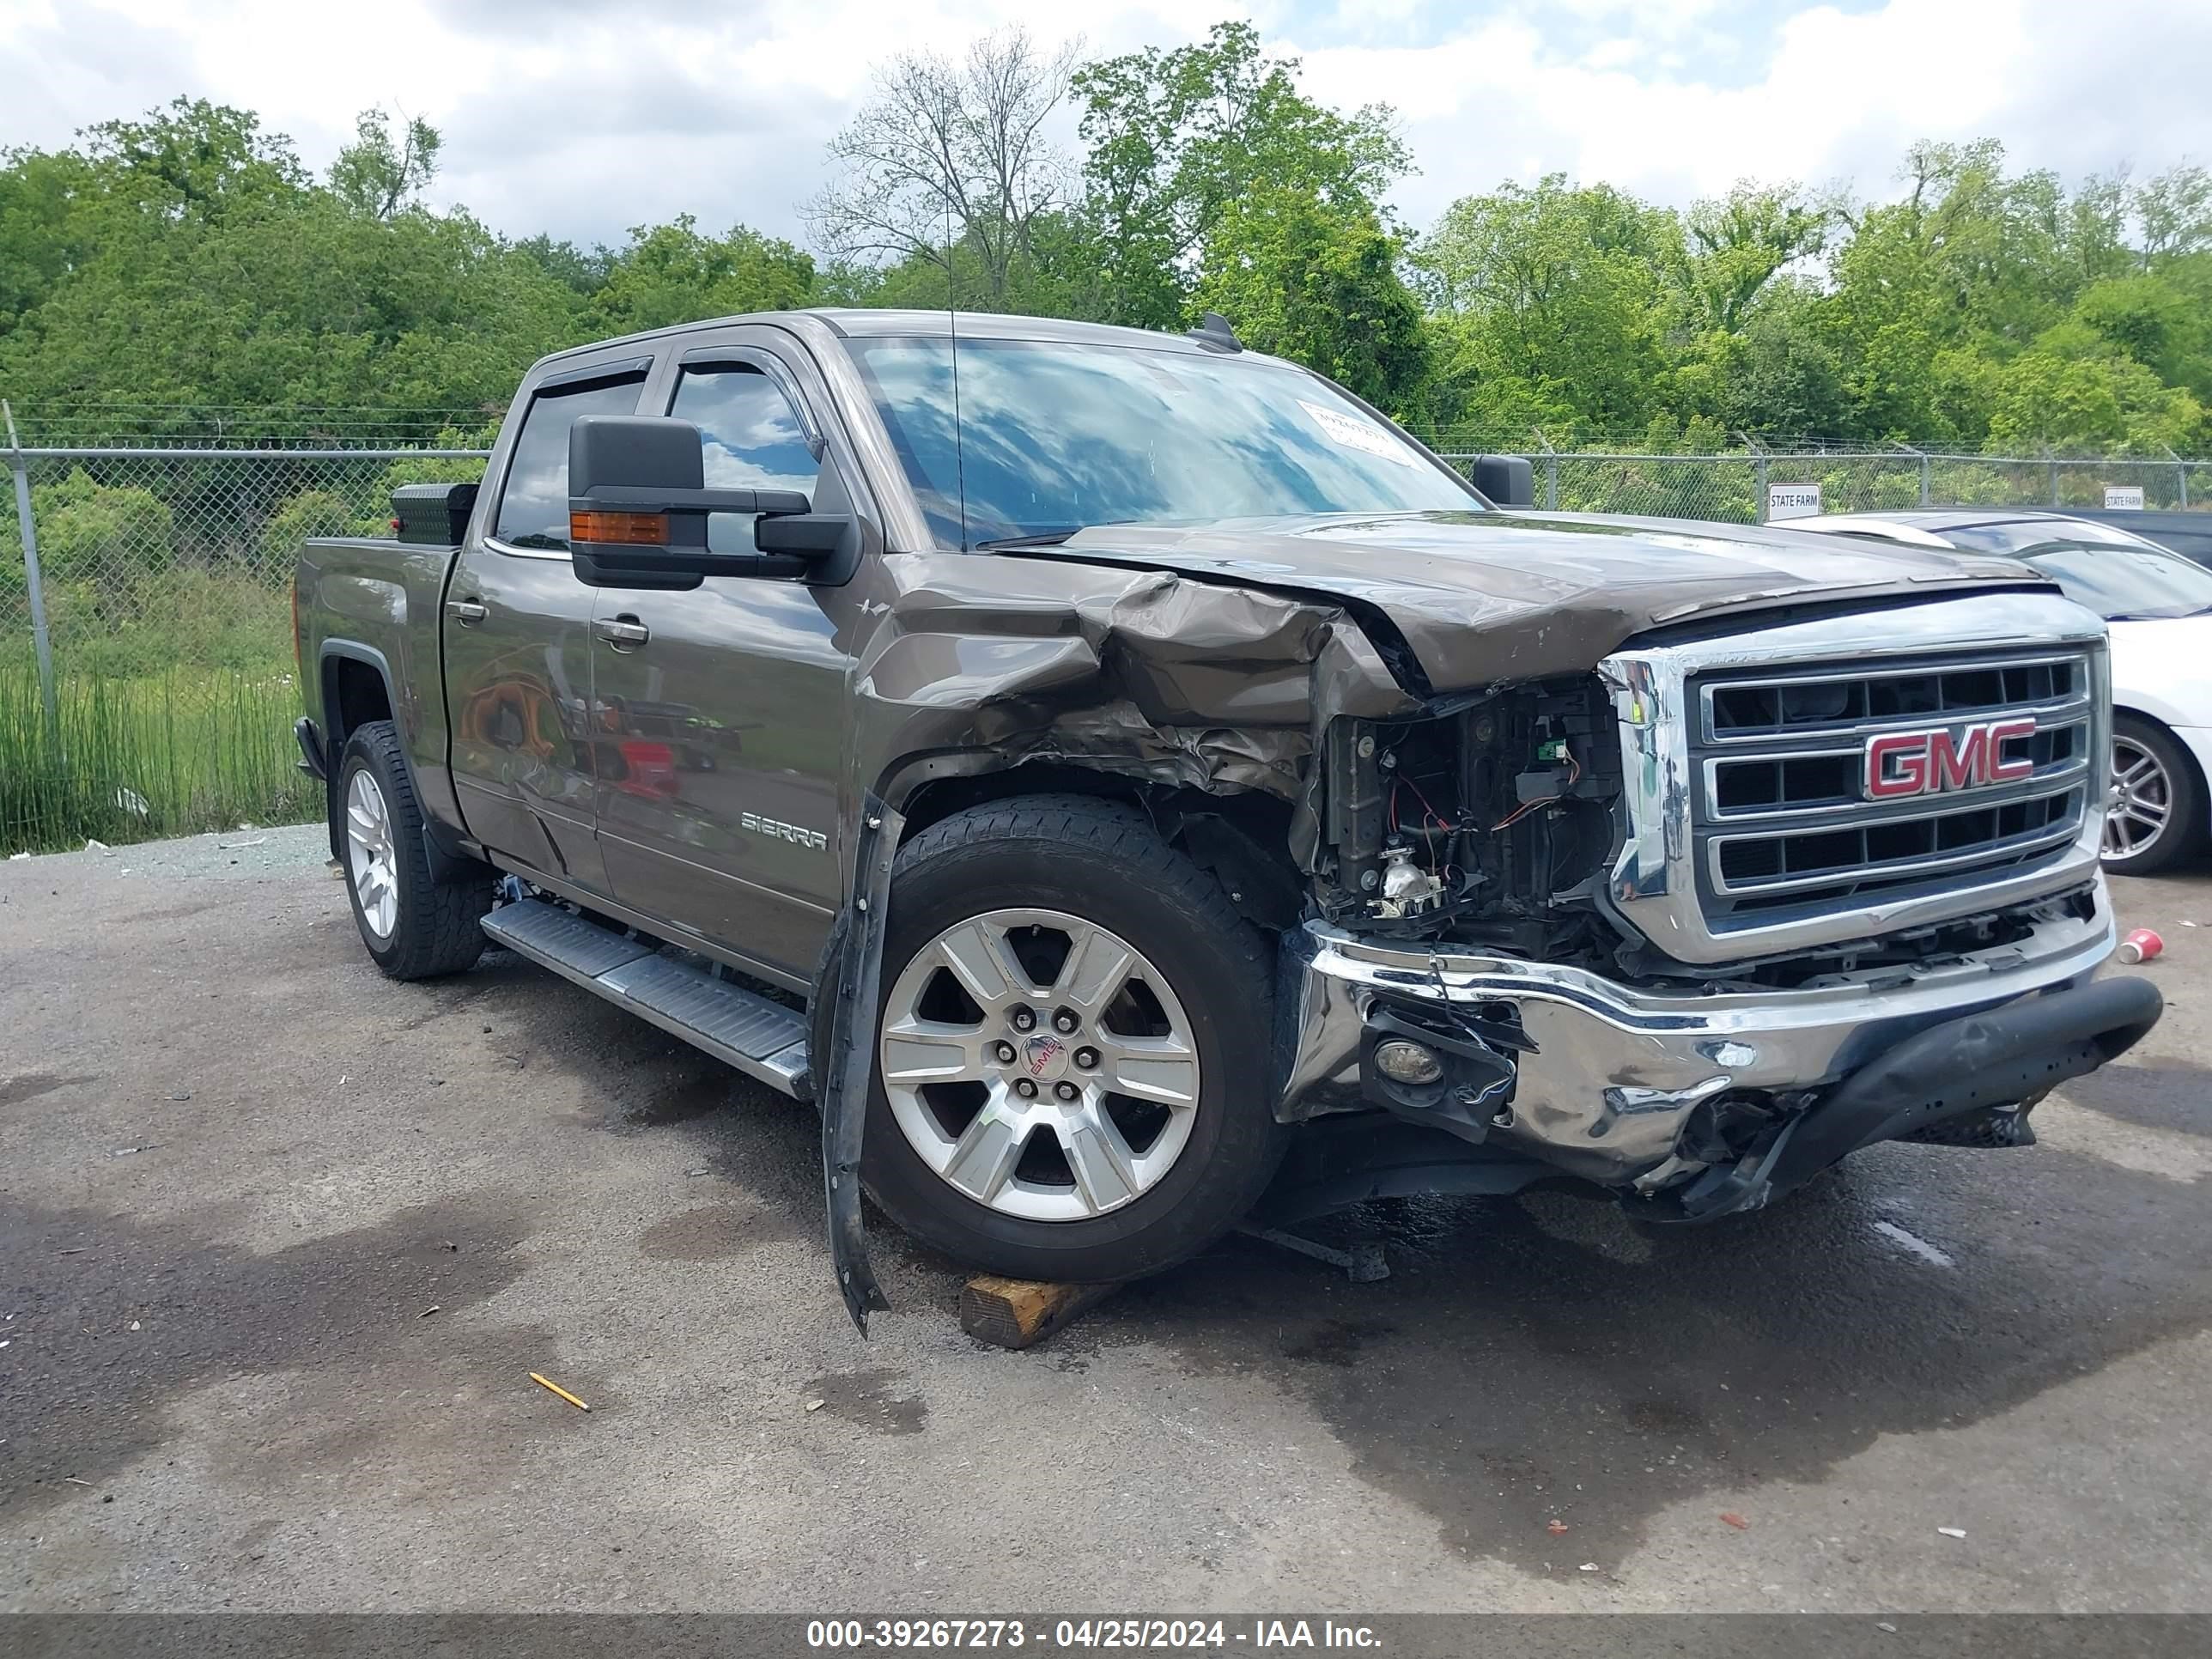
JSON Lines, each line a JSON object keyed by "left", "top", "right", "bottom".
{"left": 319, "top": 644, "right": 397, "bottom": 863}
{"left": 323, "top": 643, "right": 477, "bottom": 883}
{"left": 886, "top": 758, "right": 1304, "bottom": 933}
{"left": 319, "top": 641, "right": 397, "bottom": 753}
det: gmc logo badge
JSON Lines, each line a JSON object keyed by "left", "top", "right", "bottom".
{"left": 1864, "top": 718, "right": 2037, "bottom": 799}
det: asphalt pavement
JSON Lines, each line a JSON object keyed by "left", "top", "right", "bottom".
{"left": 3, "top": 825, "right": 2209, "bottom": 1613}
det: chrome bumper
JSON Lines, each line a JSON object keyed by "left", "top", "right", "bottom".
{"left": 1279, "top": 896, "right": 2116, "bottom": 1186}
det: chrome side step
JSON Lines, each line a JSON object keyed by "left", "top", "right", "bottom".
{"left": 483, "top": 900, "right": 810, "bottom": 1097}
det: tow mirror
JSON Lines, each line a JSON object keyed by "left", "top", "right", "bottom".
{"left": 1473, "top": 454, "right": 1535, "bottom": 509}
{"left": 566, "top": 415, "right": 830, "bottom": 588}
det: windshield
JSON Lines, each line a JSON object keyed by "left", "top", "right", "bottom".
{"left": 2002, "top": 543, "right": 2212, "bottom": 620}
{"left": 848, "top": 336, "right": 1476, "bottom": 549}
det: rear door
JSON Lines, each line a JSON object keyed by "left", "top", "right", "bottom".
{"left": 446, "top": 357, "right": 648, "bottom": 890}
{"left": 588, "top": 332, "right": 856, "bottom": 982}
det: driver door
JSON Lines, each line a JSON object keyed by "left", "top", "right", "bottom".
{"left": 589, "top": 337, "right": 854, "bottom": 983}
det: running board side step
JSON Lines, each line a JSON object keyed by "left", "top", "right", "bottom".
{"left": 482, "top": 900, "right": 811, "bottom": 1098}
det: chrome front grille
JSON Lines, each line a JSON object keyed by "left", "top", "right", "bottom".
{"left": 1701, "top": 655, "right": 2083, "bottom": 742}
{"left": 1600, "top": 592, "right": 2111, "bottom": 967}
{"left": 1692, "top": 649, "right": 2095, "bottom": 921}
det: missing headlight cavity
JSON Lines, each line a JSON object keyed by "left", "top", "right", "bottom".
{"left": 1320, "top": 675, "right": 1624, "bottom": 963}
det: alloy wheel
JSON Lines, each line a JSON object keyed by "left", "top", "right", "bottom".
{"left": 346, "top": 769, "right": 399, "bottom": 939}
{"left": 2105, "top": 736, "right": 2174, "bottom": 863}
{"left": 878, "top": 908, "right": 1201, "bottom": 1223}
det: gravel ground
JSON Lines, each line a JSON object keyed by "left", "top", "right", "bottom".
{"left": 2, "top": 824, "right": 2209, "bottom": 1613}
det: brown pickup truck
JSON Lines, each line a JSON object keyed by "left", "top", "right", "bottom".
{"left": 294, "top": 307, "right": 2159, "bottom": 1328}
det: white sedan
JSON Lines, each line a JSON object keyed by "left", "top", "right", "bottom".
{"left": 1793, "top": 509, "right": 2212, "bottom": 875}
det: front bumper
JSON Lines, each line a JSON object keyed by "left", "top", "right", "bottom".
{"left": 1280, "top": 895, "right": 2141, "bottom": 1194}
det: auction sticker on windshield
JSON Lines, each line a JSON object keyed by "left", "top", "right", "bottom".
{"left": 1297, "top": 399, "right": 1416, "bottom": 466}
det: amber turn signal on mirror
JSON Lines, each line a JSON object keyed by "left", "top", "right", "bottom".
{"left": 568, "top": 509, "right": 670, "bottom": 544}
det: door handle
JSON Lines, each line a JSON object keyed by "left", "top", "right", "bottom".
{"left": 594, "top": 617, "right": 651, "bottom": 651}
{"left": 446, "top": 599, "right": 488, "bottom": 626}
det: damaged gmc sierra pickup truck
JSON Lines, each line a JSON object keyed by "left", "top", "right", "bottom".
{"left": 295, "top": 308, "right": 2160, "bottom": 1327}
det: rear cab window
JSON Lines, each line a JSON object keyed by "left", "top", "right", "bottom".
{"left": 493, "top": 368, "right": 648, "bottom": 550}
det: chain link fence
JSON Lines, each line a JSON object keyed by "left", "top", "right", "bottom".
{"left": 4, "top": 432, "right": 2209, "bottom": 854}
{"left": 3, "top": 444, "right": 488, "bottom": 854}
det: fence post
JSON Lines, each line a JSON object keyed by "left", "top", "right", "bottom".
{"left": 1745, "top": 434, "right": 1769, "bottom": 524}
{"left": 1903, "top": 443, "right": 1930, "bottom": 506}
{"left": 3, "top": 400, "right": 59, "bottom": 741}
{"left": 1541, "top": 441, "right": 1558, "bottom": 512}
{"left": 2171, "top": 447, "right": 2190, "bottom": 510}
{"left": 2045, "top": 448, "right": 2060, "bottom": 508}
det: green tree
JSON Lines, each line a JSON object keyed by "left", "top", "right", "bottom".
{"left": 589, "top": 216, "right": 816, "bottom": 336}
{"left": 79, "top": 96, "right": 308, "bottom": 218}
{"left": 513, "top": 234, "right": 616, "bottom": 296}
{"left": 328, "top": 107, "right": 441, "bottom": 220}
{"left": 261, "top": 489, "right": 354, "bottom": 562}
{"left": 1983, "top": 347, "right": 2208, "bottom": 452}
{"left": 1191, "top": 188, "right": 1427, "bottom": 412}
{"left": 1417, "top": 176, "right": 1675, "bottom": 442}
{"left": 0, "top": 106, "right": 585, "bottom": 441}
{"left": 1072, "top": 21, "right": 1411, "bottom": 328}
{"left": 1674, "top": 182, "right": 1832, "bottom": 336}
{"left": 0, "top": 145, "right": 94, "bottom": 329}
{"left": 805, "top": 26, "right": 1079, "bottom": 309}
{"left": 2136, "top": 164, "right": 2212, "bottom": 265}
{"left": 30, "top": 470, "right": 176, "bottom": 583}
{"left": 1820, "top": 140, "right": 2146, "bottom": 441}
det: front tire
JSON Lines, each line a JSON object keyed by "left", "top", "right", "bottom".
{"left": 2104, "top": 715, "right": 2204, "bottom": 877}
{"left": 338, "top": 720, "right": 492, "bottom": 979}
{"left": 856, "top": 796, "right": 1287, "bottom": 1283}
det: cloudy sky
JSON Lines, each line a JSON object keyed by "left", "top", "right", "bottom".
{"left": 4, "top": 0, "right": 2208, "bottom": 250}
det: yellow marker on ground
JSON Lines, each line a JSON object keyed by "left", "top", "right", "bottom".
{"left": 529, "top": 1371, "right": 591, "bottom": 1412}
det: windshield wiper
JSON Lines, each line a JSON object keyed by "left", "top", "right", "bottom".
{"left": 973, "top": 527, "right": 1083, "bottom": 550}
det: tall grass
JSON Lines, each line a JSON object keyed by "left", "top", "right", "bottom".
{"left": 0, "top": 664, "right": 319, "bottom": 854}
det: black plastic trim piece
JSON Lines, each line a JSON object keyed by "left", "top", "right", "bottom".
{"left": 1253, "top": 1116, "right": 1553, "bottom": 1227}
{"left": 1775, "top": 972, "right": 2160, "bottom": 1182}
{"left": 819, "top": 793, "right": 901, "bottom": 1334}
{"left": 536, "top": 356, "right": 653, "bottom": 393}
{"left": 1644, "top": 972, "right": 2162, "bottom": 1224}
{"left": 294, "top": 717, "right": 326, "bottom": 780}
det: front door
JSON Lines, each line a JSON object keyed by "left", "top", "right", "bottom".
{"left": 446, "top": 364, "right": 647, "bottom": 892}
{"left": 590, "top": 345, "right": 852, "bottom": 981}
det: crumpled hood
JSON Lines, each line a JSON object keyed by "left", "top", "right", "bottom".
{"left": 1041, "top": 509, "right": 2051, "bottom": 690}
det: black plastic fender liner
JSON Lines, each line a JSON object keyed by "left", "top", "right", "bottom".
{"left": 819, "top": 794, "right": 902, "bottom": 1334}
{"left": 1762, "top": 972, "right": 2163, "bottom": 1202}
{"left": 1252, "top": 1116, "right": 1555, "bottom": 1227}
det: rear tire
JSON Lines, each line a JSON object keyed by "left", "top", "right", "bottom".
{"left": 853, "top": 795, "right": 1287, "bottom": 1283}
{"left": 2104, "top": 714, "right": 2204, "bottom": 877}
{"left": 338, "top": 720, "right": 492, "bottom": 980}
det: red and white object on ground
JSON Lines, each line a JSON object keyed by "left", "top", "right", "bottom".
{"left": 2118, "top": 927, "right": 2164, "bottom": 964}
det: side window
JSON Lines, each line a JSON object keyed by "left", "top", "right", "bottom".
{"left": 494, "top": 374, "right": 646, "bottom": 550}
{"left": 670, "top": 365, "right": 823, "bottom": 553}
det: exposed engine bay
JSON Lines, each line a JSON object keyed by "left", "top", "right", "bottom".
{"left": 1315, "top": 676, "right": 1624, "bottom": 964}
{"left": 1306, "top": 675, "right": 2107, "bottom": 997}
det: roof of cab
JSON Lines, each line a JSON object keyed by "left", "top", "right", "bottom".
{"left": 527, "top": 307, "right": 1257, "bottom": 375}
